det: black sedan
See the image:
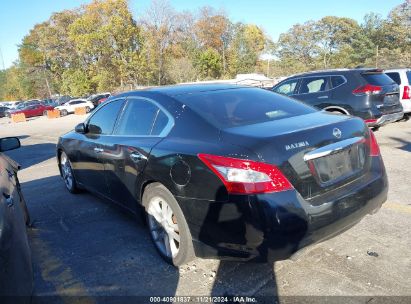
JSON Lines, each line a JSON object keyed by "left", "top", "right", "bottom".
{"left": 0, "top": 137, "right": 32, "bottom": 298}
{"left": 57, "top": 84, "right": 388, "bottom": 266}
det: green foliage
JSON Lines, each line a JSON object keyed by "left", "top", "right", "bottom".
{"left": 227, "top": 23, "right": 267, "bottom": 76}
{"left": 2, "top": 0, "right": 410, "bottom": 100}
{"left": 196, "top": 48, "right": 222, "bottom": 79}
{"left": 61, "top": 69, "right": 92, "bottom": 96}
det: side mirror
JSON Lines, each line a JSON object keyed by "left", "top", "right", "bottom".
{"left": 0, "top": 137, "right": 21, "bottom": 152}
{"left": 75, "top": 123, "right": 86, "bottom": 134}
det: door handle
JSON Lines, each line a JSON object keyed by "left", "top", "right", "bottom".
{"left": 318, "top": 95, "right": 329, "bottom": 99}
{"left": 130, "top": 152, "right": 147, "bottom": 162}
{"left": 94, "top": 147, "right": 104, "bottom": 153}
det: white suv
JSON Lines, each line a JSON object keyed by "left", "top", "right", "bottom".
{"left": 55, "top": 99, "right": 94, "bottom": 116}
{"left": 385, "top": 68, "right": 411, "bottom": 114}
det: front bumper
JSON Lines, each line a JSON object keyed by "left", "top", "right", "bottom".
{"left": 178, "top": 158, "right": 388, "bottom": 262}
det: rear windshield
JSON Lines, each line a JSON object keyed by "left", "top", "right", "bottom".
{"left": 385, "top": 72, "right": 401, "bottom": 85}
{"left": 177, "top": 88, "right": 316, "bottom": 129}
{"left": 362, "top": 73, "right": 396, "bottom": 86}
{"left": 407, "top": 71, "right": 411, "bottom": 84}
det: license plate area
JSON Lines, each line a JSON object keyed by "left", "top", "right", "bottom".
{"left": 383, "top": 93, "right": 399, "bottom": 105}
{"left": 307, "top": 143, "right": 366, "bottom": 186}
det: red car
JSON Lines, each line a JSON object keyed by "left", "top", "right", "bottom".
{"left": 98, "top": 97, "right": 108, "bottom": 104}
{"left": 11, "top": 104, "right": 54, "bottom": 118}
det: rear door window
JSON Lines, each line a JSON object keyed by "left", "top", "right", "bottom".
{"left": 362, "top": 73, "right": 395, "bottom": 86}
{"left": 115, "top": 99, "right": 169, "bottom": 136}
{"left": 385, "top": 72, "right": 401, "bottom": 85}
{"left": 273, "top": 79, "right": 298, "bottom": 96}
{"left": 299, "top": 77, "right": 330, "bottom": 94}
{"left": 331, "top": 76, "right": 346, "bottom": 88}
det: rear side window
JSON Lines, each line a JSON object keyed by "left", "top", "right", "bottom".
{"left": 152, "top": 110, "right": 169, "bottom": 136}
{"left": 115, "top": 99, "right": 168, "bottom": 136}
{"left": 273, "top": 79, "right": 298, "bottom": 96}
{"left": 178, "top": 88, "right": 316, "bottom": 129}
{"left": 88, "top": 99, "right": 125, "bottom": 135}
{"left": 331, "top": 76, "right": 345, "bottom": 88}
{"left": 385, "top": 72, "right": 401, "bottom": 85}
{"left": 299, "top": 77, "right": 330, "bottom": 94}
{"left": 362, "top": 73, "right": 395, "bottom": 86}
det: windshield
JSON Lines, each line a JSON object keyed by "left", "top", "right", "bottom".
{"left": 177, "top": 87, "right": 316, "bottom": 129}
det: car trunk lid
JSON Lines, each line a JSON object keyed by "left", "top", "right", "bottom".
{"left": 220, "top": 112, "right": 371, "bottom": 200}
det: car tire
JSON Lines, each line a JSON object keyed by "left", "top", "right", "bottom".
{"left": 43, "top": 110, "right": 48, "bottom": 116}
{"left": 59, "top": 151, "right": 79, "bottom": 194}
{"left": 142, "top": 183, "right": 195, "bottom": 266}
{"left": 61, "top": 109, "right": 68, "bottom": 116}
{"left": 85, "top": 106, "right": 91, "bottom": 113}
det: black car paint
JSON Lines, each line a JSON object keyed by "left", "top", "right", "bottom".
{"left": 57, "top": 84, "right": 387, "bottom": 262}
{"left": 272, "top": 69, "right": 403, "bottom": 125}
{"left": 0, "top": 106, "right": 10, "bottom": 118}
{"left": 0, "top": 138, "right": 33, "bottom": 298}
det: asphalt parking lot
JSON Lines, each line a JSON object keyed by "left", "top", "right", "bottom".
{"left": 1, "top": 115, "right": 410, "bottom": 303}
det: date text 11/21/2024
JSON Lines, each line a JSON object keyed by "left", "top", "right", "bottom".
{"left": 149, "top": 296, "right": 257, "bottom": 303}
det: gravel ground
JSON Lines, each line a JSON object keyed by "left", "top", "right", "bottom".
{"left": 1, "top": 114, "right": 410, "bottom": 303}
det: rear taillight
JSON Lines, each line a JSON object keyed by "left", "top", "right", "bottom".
{"left": 364, "top": 119, "right": 377, "bottom": 125}
{"left": 198, "top": 154, "right": 293, "bottom": 194}
{"left": 403, "top": 86, "right": 410, "bottom": 100}
{"left": 353, "top": 84, "right": 382, "bottom": 95}
{"left": 368, "top": 129, "right": 380, "bottom": 156}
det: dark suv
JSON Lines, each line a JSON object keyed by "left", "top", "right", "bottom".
{"left": 272, "top": 68, "right": 404, "bottom": 127}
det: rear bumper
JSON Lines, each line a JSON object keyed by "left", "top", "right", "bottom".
{"left": 367, "top": 111, "right": 404, "bottom": 127}
{"left": 179, "top": 158, "right": 387, "bottom": 262}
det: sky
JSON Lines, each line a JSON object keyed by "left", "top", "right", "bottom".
{"left": 0, "top": 0, "right": 403, "bottom": 69}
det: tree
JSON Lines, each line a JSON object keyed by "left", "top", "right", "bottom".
{"left": 60, "top": 69, "right": 92, "bottom": 96}
{"left": 227, "top": 23, "right": 267, "bottom": 76}
{"left": 277, "top": 21, "right": 321, "bottom": 69}
{"left": 196, "top": 48, "right": 222, "bottom": 79}
{"left": 167, "top": 57, "right": 197, "bottom": 83}
{"left": 3, "top": 0, "right": 410, "bottom": 100}
{"left": 140, "top": 0, "right": 177, "bottom": 85}
{"left": 316, "top": 16, "right": 360, "bottom": 68}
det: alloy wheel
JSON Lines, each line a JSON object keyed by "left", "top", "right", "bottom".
{"left": 147, "top": 196, "right": 180, "bottom": 258}
{"left": 60, "top": 152, "right": 74, "bottom": 190}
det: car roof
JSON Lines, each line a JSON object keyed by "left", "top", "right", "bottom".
{"left": 384, "top": 68, "right": 411, "bottom": 73}
{"left": 287, "top": 68, "right": 387, "bottom": 79}
{"left": 117, "top": 83, "right": 248, "bottom": 98}
{"left": 69, "top": 98, "right": 88, "bottom": 102}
